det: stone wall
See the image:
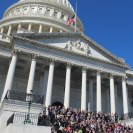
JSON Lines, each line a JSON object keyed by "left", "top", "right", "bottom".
{"left": 4, "top": 124, "right": 51, "bottom": 133}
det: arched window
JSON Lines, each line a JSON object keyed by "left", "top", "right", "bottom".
{"left": 53, "top": 11, "right": 58, "bottom": 18}
{"left": 38, "top": 7, "right": 43, "bottom": 14}
{"left": 46, "top": 8, "right": 51, "bottom": 16}
{"left": 61, "top": 14, "right": 64, "bottom": 20}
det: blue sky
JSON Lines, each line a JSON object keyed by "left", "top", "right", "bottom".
{"left": 0, "top": 0, "right": 133, "bottom": 68}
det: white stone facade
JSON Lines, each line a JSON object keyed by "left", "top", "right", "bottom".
{"left": 0, "top": 0, "right": 133, "bottom": 131}
{"left": 0, "top": 33, "right": 132, "bottom": 113}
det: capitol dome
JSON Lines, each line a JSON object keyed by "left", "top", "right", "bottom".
{"left": 0, "top": 0, "right": 83, "bottom": 36}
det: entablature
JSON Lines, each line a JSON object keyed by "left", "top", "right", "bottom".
{"left": 12, "top": 35, "right": 128, "bottom": 77}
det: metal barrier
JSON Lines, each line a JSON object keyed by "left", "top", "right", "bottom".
{"left": 7, "top": 112, "right": 39, "bottom": 126}
{"left": 5, "top": 90, "right": 44, "bottom": 104}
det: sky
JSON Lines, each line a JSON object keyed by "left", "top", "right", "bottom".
{"left": 0, "top": 0, "right": 133, "bottom": 68}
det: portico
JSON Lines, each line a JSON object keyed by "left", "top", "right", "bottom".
{"left": 0, "top": 0, "right": 133, "bottom": 132}
{"left": 0, "top": 33, "right": 132, "bottom": 116}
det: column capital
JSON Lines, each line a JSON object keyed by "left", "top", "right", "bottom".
{"left": 97, "top": 70, "right": 102, "bottom": 75}
{"left": 109, "top": 73, "right": 114, "bottom": 79}
{"left": 49, "top": 58, "right": 56, "bottom": 65}
{"left": 9, "top": 25, "right": 12, "bottom": 28}
{"left": 82, "top": 67, "right": 87, "bottom": 72}
{"left": 11, "top": 49, "right": 20, "bottom": 56}
{"left": 31, "top": 54, "right": 39, "bottom": 61}
{"left": 122, "top": 76, "right": 127, "bottom": 81}
{"left": 66, "top": 62, "right": 72, "bottom": 67}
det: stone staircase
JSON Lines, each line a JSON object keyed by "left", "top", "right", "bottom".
{"left": 2, "top": 124, "right": 51, "bottom": 133}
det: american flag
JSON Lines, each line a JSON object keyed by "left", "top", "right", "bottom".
{"left": 67, "top": 15, "right": 75, "bottom": 26}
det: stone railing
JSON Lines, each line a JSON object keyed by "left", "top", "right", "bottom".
{"left": 5, "top": 90, "right": 44, "bottom": 104}
{"left": 7, "top": 112, "right": 38, "bottom": 126}
{"left": 119, "top": 112, "right": 133, "bottom": 120}
{"left": 0, "top": 33, "right": 11, "bottom": 42}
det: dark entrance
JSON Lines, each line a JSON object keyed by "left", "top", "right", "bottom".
{"left": 52, "top": 101, "right": 63, "bottom": 108}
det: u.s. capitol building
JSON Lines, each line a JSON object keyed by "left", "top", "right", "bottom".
{"left": 0, "top": 0, "right": 133, "bottom": 132}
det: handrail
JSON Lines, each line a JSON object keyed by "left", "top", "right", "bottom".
{"left": 6, "top": 112, "right": 38, "bottom": 126}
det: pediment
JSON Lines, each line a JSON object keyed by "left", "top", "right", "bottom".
{"left": 14, "top": 32, "right": 128, "bottom": 67}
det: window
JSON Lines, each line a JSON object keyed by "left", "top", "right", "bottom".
{"left": 46, "top": 8, "right": 50, "bottom": 16}
{"left": 61, "top": 14, "right": 64, "bottom": 20}
{"left": 53, "top": 11, "right": 58, "bottom": 18}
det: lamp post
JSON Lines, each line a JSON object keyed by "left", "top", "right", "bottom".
{"left": 24, "top": 91, "right": 34, "bottom": 124}
{"left": 131, "top": 99, "right": 133, "bottom": 112}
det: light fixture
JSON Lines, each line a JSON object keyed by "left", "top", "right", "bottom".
{"left": 24, "top": 90, "right": 34, "bottom": 124}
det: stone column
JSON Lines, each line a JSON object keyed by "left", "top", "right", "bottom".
{"left": 81, "top": 68, "right": 87, "bottom": 111}
{"left": 17, "top": 24, "right": 21, "bottom": 33}
{"left": 1, "top": 27, "right": 4, "bottom": 34}
{"left": 45, "top": 60, "right": 55, "bottom": 107}
{"left": 28, "top": 23, "right": 32, "bottom": 31}
{"left": 110, "top": 74, "right": 116, "bottom": 114}
{"left": 88, "top": 80, "right": 93, "bottom": 111}
{"left": 7, "top": 25, "right": 12, "bottom": 36}
{"left": 39, "top": 24, "right": 43, "bottom": 33}
{"left": 115, "top": 85, "right": 118, "bottom": 114}
{"left": 0, "top": 27, "right": 4, "bottom": 39}
{"left": 50, "top": 27, "right": 53, "bottom": 33}
{"left": 1, "top": 51, "right": 17, "bottom": 101}
{"left": 64, "top": 63, "right": 71, "bottom": 109}
{"left": 18, "top": 24, "right": 21, "bottom": 30}
{"left": 96, "top": 71, "right": 102, "bottom": 112}
{"left": 26, "top": 55, "right": 38, "bottom": 94}
{"left": 122, "top": 77, "right": 128, "bottom": 114}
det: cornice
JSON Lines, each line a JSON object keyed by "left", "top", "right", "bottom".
{"left": 12, "top": 35, "right": 128, "bottom": 69}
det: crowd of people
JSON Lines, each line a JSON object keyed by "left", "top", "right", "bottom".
{"left": 37, "top": 106, "right": 133, "bottom": 133}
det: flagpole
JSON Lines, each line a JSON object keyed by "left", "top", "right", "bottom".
{"left": 75, "top": 0, "right": 77, "bottom": 32}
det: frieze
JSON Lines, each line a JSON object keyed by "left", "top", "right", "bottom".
{"left": 65, "top": 40, "right": 91, "bottom": 55}
{"left": 4, "top": 0, "right": 73, "bottom": 13}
